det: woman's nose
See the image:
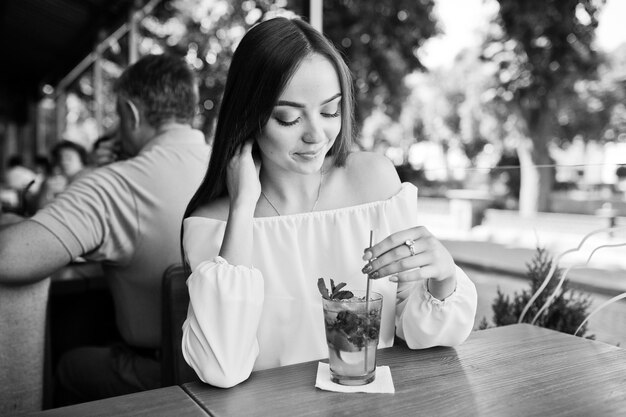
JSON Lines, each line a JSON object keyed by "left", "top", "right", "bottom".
{"left": 302, "top": 116, "right": 325, "bottom": 143}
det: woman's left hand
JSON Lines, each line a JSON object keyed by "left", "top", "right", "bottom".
{"left": 361, "top": 226, "right": 455, "bottom": 284}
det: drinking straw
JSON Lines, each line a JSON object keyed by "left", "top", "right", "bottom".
{"left": 364, "top": 229, "right": 373, "bottom": 373}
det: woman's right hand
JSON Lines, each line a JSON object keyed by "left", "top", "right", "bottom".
{"left": 226, "top": 140, "right": 261, "bottom": 208}
{"left": 219, "top": 140, "right": 260, "bottom": 265}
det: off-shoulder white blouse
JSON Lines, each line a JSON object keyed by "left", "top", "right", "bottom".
{"left": 182, "top": 183, "right": 477, "bottom": 388}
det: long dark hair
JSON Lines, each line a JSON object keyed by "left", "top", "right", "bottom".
{"left": 181, "top": 17, "right": 355, "bottom": 270}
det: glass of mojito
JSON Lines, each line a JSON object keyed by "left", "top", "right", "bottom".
{"left": 321, "top": 287, "right": 383, "bottom": 386}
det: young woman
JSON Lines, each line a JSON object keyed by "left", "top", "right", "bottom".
{"left": 181, "top": 17, "right": 477, "bottom": 388}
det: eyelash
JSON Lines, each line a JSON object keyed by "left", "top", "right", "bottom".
{"left": 275, "top": 109, "right": 341, "bottom": 127}
{"left": 275, "top": 118, "right": 299, "bottom": 127}
{"left": 323, "top": 109, "right": 341, "bottom": 119}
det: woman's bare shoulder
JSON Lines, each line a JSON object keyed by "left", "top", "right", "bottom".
{"left": 189, "top": 197, "right": 230, "bottom": 222}
{"left": 344, "top": 151, "right": 401, "bottom": 201}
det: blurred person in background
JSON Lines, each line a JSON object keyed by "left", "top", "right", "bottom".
{"left": 35, "top": 140, "right": 92, "bottom": 209}
{"left": 52, "top": 140, "right": 91, "bottom": 182}
{"left": 616, "top": 165, "right": 626, "bottom": 196}
{"left": 19, "top": 155, "right": 52, "bottom": 215}
{"left": 4, "top": 155, "right": 36, "bottom": 191}
{"left": 32, "top": 155, "right": 52, "bottom": 191}
{"left": 2, "top": 155, "right": 37, "bottom": 215}
{"left": 0, "top": 53, "right": 211, "bottom": 404}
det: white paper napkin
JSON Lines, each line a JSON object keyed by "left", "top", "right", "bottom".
{"left": 314, "top": 362, "right": 395, "bottom": 393}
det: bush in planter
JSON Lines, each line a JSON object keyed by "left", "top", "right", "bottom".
{"left": 478, "top": 247, "right": 594, "bottom": 339}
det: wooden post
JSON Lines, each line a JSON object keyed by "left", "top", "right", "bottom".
{"left": 37, "top": 97, "right": 56, "bottom": 156}
{"left": 35, "top": 99, "right": 46, "bottom": 156}
{"left": 24, "top": 102, "right": 37, "bottom": 162}
{"left": 309, "top": 0, "right": 323, "bottom": 31}
{"left": 128, "top": 0, "right": 142, "bottom": 64}
{"left": 94, "top": 31, "right": 106, "bottom": 138}
{"left": 55, "top": 92, "right": 66, "bottom": 142}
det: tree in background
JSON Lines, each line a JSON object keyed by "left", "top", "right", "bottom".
{"left": 482, "top": 0, "right": 605, "bottom": 215}
{"left": 141, "top": 0, "right": 302, "bottom": 136}
{"left": 323, "top": 0, "right": 438, "bottom": 128}
{"left": 601, "top": 43, "right": 626, "bottom": 140}
{"left": 137, "top": 0, "right": 439, "bottom": 142}
{"left": 398, "top": 46, "right": 506, "bottom": 190}
{"left": 51, "top": 0, "right": 626, "bottom": 199}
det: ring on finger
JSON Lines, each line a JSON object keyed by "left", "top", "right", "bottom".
{"left": 404, "top": 239, "right": 416, "bottom": 257}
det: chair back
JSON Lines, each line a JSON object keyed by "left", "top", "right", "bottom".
{"left": 161, "top": 263, "right": 200, "bottom": 386}
{"left": 0, "top": 278, "right": 50, "bottom": 414}
{"left": 519, "top": 225, "right": 626, "bottom": 339}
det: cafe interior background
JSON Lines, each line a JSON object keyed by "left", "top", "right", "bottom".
{"left": 1, "top": 0, "right": 626, "bottom": 412}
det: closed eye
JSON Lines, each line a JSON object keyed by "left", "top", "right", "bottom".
{"left": 321, "top": 109, "right": 340, "bottom": 118}
{"left": 273, "top": 108, "right": 301, "bottom": 126}
{"left": 275, "top": 116, "right": 300, "bottom": 127}
{"left": 321, "top": 99, "right": 341, "bottom": 119}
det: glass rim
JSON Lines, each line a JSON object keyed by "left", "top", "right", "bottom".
{"left": 321, "top": 290, "right": 382, "bottom": 302}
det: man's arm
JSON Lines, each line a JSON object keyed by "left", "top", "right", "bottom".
{"left": 0, "top": 219, "right": 72, "bottom": 285}
{"left": 0, "top": 212, "right": 24, "bottom": 227}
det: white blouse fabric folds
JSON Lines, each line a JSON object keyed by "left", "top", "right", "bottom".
{"left": 182, "top": 183, "right": 477, "bottom": 388}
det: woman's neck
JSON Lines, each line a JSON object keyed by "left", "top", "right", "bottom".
{"left": 259, "top": 163, "right": 327, "bottom": 215}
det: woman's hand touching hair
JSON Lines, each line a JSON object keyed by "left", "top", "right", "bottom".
{"left": 226, "top": 140, "right": 261, "bottom": 209}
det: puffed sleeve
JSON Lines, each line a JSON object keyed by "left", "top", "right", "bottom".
{"left": 181, "top": 256, "right": 264, "bottom": 388}
{"left": 394, "top": 265, "right": 477, "bottom": 348}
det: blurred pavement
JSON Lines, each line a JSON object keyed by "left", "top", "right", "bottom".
{"left": 442, "top": 239, "right": 626, "bottom": 297}
{"left": 416, "top": 200, "right": 626, "bottom": 298}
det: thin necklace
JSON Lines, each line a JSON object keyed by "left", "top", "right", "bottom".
{"left": 261, "top": 173, "right": 323, "bottom": 216}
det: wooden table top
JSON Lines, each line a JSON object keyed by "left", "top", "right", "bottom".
{"left": 183, "top": 324, "right": 626, "bottom": 417}
{"left": 29, "top": 386, "right": 207, "bottom": 417}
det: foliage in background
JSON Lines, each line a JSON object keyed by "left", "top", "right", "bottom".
{"left": 139, "top": 0, "right": 439, "bottom": 139}
{"left": 601, "top": 43, "right": 626, "bottom": 140}
{"left": 401, "top": 47, "right": 502, "bottom": 176}
{"left": 141, "top": 0, "right": 301, "bottom": 136}
{"left": 323, "top": 0, "right": 438, "bottom": 127}
{"left": 59, "top": 0, "right": 626, "bottom": 201}
{"left": 479, "top": 247, "right": 594, "bottom": 338}
{"left": 482, "top": 0, "right": 605, "bottom": 214}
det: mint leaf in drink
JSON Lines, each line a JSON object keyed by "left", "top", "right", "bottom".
{"left": 332, "top": 282, "right": 347, "bottom": 293}
{"left": 333, "top": 290, "right": 353, "bottom": 300}
{"left": 317, "top": 278, "right": 330, "bottom": 300}
{"left": 318, "top": 278, "right": 354, "bottom": 300}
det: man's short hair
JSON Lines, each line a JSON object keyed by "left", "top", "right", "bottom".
{"left": 114, "top": 54, "right": 198, "bottom": 127}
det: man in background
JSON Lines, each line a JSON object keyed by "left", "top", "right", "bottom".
{"left": 0, "top": 53, "right": 211, "bottom": 403}
{"left": 4, "top": 155, "right": 37, "bottom": 191}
